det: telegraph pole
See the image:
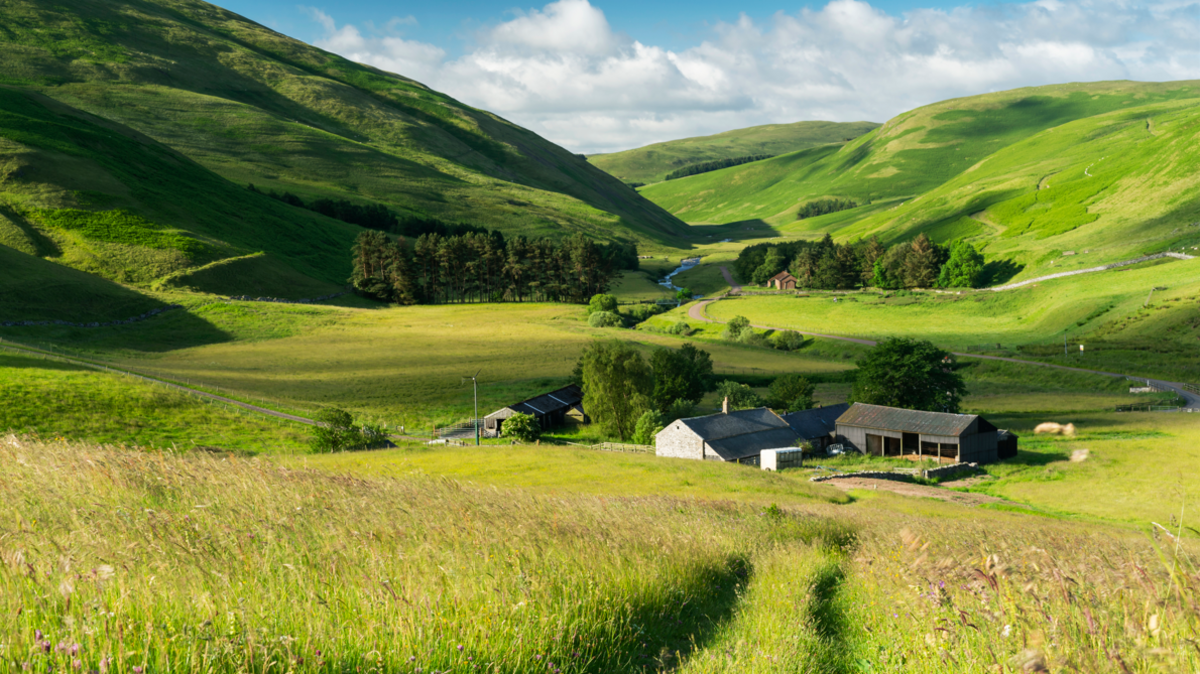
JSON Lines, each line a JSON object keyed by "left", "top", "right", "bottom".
{"left": 462, "top": 370, "right": 481, "bottom": 445}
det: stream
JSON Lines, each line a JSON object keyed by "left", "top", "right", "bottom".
{"left": 659, "top": 258, "right": 701, "bottom": 293}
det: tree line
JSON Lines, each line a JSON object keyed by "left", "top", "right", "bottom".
{"left": 736, "top": 233, "right": 986, "bottom": 289}
{"left": 248, "top": 184, "right": 492, "bottom": 239}
{"left": 664, "top": 155, "right": 774, "bottom": 181}
{"left": 797, "top": 197, "right": 859, "bottom": 220}
{"left": 350, "top": 230, "right": 637, "bottom": 305}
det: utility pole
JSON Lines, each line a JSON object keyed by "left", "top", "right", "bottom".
{"left": 462, "top": 370, "right": 481, "bottom": 446}
{"left": 1064, "top": 334, "right": 1068, "bottom": 357}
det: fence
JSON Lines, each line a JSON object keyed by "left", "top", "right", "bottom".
{"left": 566, "top": 442, "right": 654, "bottom": 454}
{"left": 1115, "top": 403, "right": 1184, "bottom": 412}
{"left": 1185, "top": 384, "right": 1200, "bottom": 395}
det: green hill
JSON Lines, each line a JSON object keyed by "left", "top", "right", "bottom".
{"left": 640, "top": 81, "right": 1200, "bottom": 237}
{"left": 588, "top": 120, "right": 880, "bottom": 185}
{"left": 0, "top": 0, "right": 691, "bottom": 301}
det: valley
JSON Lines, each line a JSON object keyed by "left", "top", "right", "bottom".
{"left": 2, "top": 1, "right": 1199, "bottom": 672}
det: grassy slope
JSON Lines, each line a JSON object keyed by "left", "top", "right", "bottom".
{"left": 588, "top": 120, "right": 880, "bottom": 185}
{"left": 640, "top": 81, "right": 1200, "bottom": 263}
{"left": 0, "top": 351, "right": 308, "bottom": 451}
{"left": 704, "top": 257, "right": 1200, "bottom": 381}
{"left": 0, "top": 242, "right": 166, "bottom": 321}
{"left": 0, "top": 0, "right": 690, "bottom": 248}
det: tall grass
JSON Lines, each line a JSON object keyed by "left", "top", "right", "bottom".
{"left": 0, "top": 436, "right": 846, "bottom": 673}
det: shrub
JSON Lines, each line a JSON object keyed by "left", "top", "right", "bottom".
{"left": 667, "top": 320, "right": 693, "bottom": 336}
{"left": 773, "top": 330, "right": 806, "bottom": 351}
{"left": 769, "top": 374, "right": 816, "bottom": 412}
{"left": 631, "top": 410, "right": 665, "bottom": 445}
{"left": 737, "top": 329, "right": 767, "bottom": 347}
{"left": 503, "top": 412, "right": 541, "bottom": 443}
{"left": 587, "top": 293, "right": 619, "bottom": 315}
{"left": 310, "top": 408, "right": 389, "bottom": 453}
{"left": 588, "top": 311, "right": 623, "bottom": 328}
{"left": 722, "top": 315, "right": 751, "bottom": 341}
{"left": 623, "top": 303, "right": 666, "bottom": 325}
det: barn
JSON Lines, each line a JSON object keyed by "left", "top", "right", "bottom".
{"left": 483, "top": 385, "right": 587, "bottom": 437}
{"left": 655, "top": 401, "right": 797, "bottom": 465}
{"left": 834, "top": 403, "right": 1007, "bottom": 464}
{"left": 768, "top": 271, "right": 798, "bottom": 290}
{"left": 782, "top": 403, "right": 849, "bottom": 452}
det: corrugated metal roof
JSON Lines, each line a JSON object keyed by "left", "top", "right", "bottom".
{"left": 783, "top": 403, "right": 849, "bottom": 440}
{"left": 836, "top": 403, "right": 979, "bottom": 436}
{"left": 485, "top": 385, "right": 583, "bottom": 419}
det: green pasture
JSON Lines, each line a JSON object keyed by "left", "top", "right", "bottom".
{"left": 588, "top": 120, "right": 879, "bottom": 185}
{"left": 609, "top": 270, "right": 672, "bottom": 301}
{"left": 0, "top": 351, "right": 307, "bottom": 451}
{"left": 703, "top": 257, "right": 1200, "bottom": 381}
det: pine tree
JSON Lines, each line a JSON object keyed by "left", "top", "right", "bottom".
{"left": 904, "top": 233, "right": 940, "bottom": 288}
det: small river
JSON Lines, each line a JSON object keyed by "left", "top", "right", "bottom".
{"left": 659, "top": 257, "right": 701, "bottom": 293}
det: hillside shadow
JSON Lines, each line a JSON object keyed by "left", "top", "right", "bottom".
{"left": 686, "top": 220, "right": 781, "bottom": 248}
{"left": 0, "top": 309, "right": 234, "bottom": 354}
{"left": 980, "top": 259, "right": 1025, "bottom": 286}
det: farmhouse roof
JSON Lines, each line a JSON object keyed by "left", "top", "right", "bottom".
{"left": 485, "top": 384, "right": 583, "bottom": 419}
{"left": 783, "top": 403, "right": 850, "bottom": 439}
{"left": 769, "top": 270, "right": 797, "bottom": 282}
{"left": 679, "top": 407, "right": 797, "bottom": 461}
{"left": 836, "top": 403, "right": 995, "bottom": 436}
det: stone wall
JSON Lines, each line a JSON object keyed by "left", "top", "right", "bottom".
{"left": 226, "top": 292, "right": 348, "bottom": 304}
{"left": 655, "top": 421, "right": 703, "bottom": 459}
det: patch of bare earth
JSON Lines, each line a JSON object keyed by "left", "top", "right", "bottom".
{"left": 824, "top": 477, "right": 1027, "bottom": 507}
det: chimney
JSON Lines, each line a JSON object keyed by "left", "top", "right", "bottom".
{"left": 722, "top": 396, "right": 730, "bottom": 414}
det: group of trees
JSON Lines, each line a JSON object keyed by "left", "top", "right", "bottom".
{"left": 577, "top": 340, "right": 714, "bottom": 441}
{"left": 722, "top": 315, "right": 806, "bottom": 351}
{"left": 797, "top": 198, "right": 858, "bottom": 220}
{"left": 350, "top": 231, "right": 637, "bottom": 305}
{"left": 309, "top": 408, "right": 390, "bottom": 452}
{"left": 736, "top": 233, "right": 986, "bottom": 290}
{"left": 851, "top": 338, "right": 968, "bottom": 413}
{"left": 664, "top": 155, "right": 774, "bottom": 181}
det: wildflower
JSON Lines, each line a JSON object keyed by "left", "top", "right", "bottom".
{"left": 132, "top": 668, "right": 144, "bottom": 674}
{"left": 457, "top": 645, "right": 463, "bottom": 652}
{"left": 71, "top": 644, "right": 80, "bottom": 656}
{"left": 34, "top": 630, "right": 42, "bottom": 641}
{"left": 72, "top": 660, "right": 81, "bottom": 670}
{"left": 1002, "top": 624, "right": 1011, "bottom": 637}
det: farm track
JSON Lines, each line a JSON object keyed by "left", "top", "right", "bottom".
{"left": 687, "top": 297, "right": 1200, "bottom": 408}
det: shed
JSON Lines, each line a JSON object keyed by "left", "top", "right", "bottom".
{"left": 782, "top": 403, "right": 849, "bottom": 451}
{"left": 834, "top": 403, "right": 1000, "bottom": 464}
{"left": 768, "top": 271, "right": 798, "bottom": 290}
{"left": 997, "top": 430, "right": 1019, "bottom": 459}
{"left": 655, "top": 406, "right": 797, "bottom": 465}
{"left": 483, "top": 385, "right": 587, "bottom": 437}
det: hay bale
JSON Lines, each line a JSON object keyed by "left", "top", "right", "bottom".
{"left": 1033, "top": 422, "right": 1077, "bottom": 436}
{"left": 1070, "top": 449, "right": 1090, "bottom": 462}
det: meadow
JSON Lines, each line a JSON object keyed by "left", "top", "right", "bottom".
{"left": 699, "top": 257, "right": 1200, "bottom": 382}
{"left": 4, "top": 427, "right": 1197, "bottom": 673}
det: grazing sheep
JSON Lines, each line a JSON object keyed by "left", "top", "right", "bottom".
{"left": 1034, "top": 422, "right": 1077, "bottom": 436}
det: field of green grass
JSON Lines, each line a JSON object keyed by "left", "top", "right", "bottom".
{"left": 588, "top": 120, "right": 879, "bottom": 185}
{"left": 702, "top": 257, "right": 1200, "bottom": 381}
{"left": 609, "top": 270, "right": 672, "bottom": 302}
{"left": 0, "top": 351, "right": 307, "bottom": 451}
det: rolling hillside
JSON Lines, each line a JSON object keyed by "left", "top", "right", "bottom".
{"left": 0, "top": 0, "right": 692, "bottom": 303}
{"left": 588, "top": 120, "right": 879, "bottom": 185}
{"left": 640, "top": 81, "right": 1200, "bottom": 278}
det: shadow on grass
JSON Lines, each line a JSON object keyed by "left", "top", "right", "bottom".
{"left": 0, "top": 309, "right": 234, "bottom": 353}
{"left": 980, "top": 258, "right": 1025, "bottom": 286}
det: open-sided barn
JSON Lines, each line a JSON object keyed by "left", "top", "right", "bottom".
{"left": 834, "top": 403, "right": 1007, "bottom": 463}
{"left": 483, "top": 385, "right": 587, "bottom": 437}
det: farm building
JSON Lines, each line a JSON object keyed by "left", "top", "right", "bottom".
{"left": 655, "top": 400, "right": 797, "bottom": 464}
{"left": 483, "top": 384, "right": 587, "bottom": 437}
{"left": 782, "top": 403, "right": 849, "bottom": 452}
{"left": 834, "top": 403, "right": 1008, "bottom": 463}
{"left": 768, "top": 271, "right": 798, "bottom": 290}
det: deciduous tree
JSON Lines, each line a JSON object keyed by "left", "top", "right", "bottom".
{"left": 850, "top": 337, "right": 967, "bottom": 412}
{"left": 580, "top": 340, "right": 654, "bottom": 441}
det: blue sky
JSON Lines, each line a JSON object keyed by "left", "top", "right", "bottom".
{"left": 210, "top": 0, "right": 1200, "bottom": 153}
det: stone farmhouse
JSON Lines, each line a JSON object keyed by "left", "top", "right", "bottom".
{"left": 834, "top": 403, "right": 1012, "bottom": 463}
{"left": 767, "top": 270, "right": 798, "bottom": 290}
{"left": 483, "top": 384, "right": 587, "bottom": 438}
{"left": 655, "top": 400, "right": 849, "bottom": 464}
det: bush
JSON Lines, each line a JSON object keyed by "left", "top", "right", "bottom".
{"left": 737, "top": 329, "right": 767, "bottom": 347}
{"left": 587, "top": 293, "right": 619, "bottom": 315}
{"left": 623, "top": 303, "right": 666, "bottom": 325}
{"left": 631, "top": 410, "right": 665, "bottom": 445}
{"left": 588, "top": 311, "right": 623, "bottom": 328}
{"left": 769, "top": 374, "right": 816, "bottom": 412}
{"left": 310, "top": 408, "right": 389, "bottom": 453}
{"left": 667, "top": 320, "right": 693, "bottom": 336}
{"left": 722, "top": 315, "right": 751, "bottom": 341}
{"left": 773, "top": 330, "right": 806, "bottom": 351}
{"left": 503, "top": 412, "right": 542, "bottom": 443}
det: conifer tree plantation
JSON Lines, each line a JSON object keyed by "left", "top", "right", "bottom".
{"left": 3, "top": 0, "right": 1200, "bottom": 673}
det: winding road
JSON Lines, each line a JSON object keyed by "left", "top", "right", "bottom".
{"left": 689, "top": 271, "right": 1200, "bottom": 409}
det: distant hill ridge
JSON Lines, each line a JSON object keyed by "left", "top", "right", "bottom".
{"left": 0, "top": 0, "right": 691, "bottom": 303}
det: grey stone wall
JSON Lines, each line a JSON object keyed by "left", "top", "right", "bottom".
{"left": 655, "top": 421, "right": 703, "bottom": 459}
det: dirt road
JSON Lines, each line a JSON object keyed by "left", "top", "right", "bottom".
{"left": 820, "top": 477, "right": 1022, "bottom": 507}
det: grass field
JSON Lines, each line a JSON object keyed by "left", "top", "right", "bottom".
{"left": 588, "top": 120, "right": 879, "bottom": 185}
{"left": 609, "top": 270, "right": 673, "bottom": 302}
{"left": 702, "top": 257, "right": 1200, "bottom": 381}
{"left": 0, "top": 351, "right": 307, "bottom": 451}
{"left": 5, "top": 429, "right": 1196, "bottom": 673}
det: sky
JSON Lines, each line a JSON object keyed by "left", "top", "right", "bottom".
{"left": 213, "top": 0, "right": 1200, "bottom": 153}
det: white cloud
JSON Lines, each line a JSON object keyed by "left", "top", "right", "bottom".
{"left": 307, "top": 0, "right": 1200, "bottom": 153}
